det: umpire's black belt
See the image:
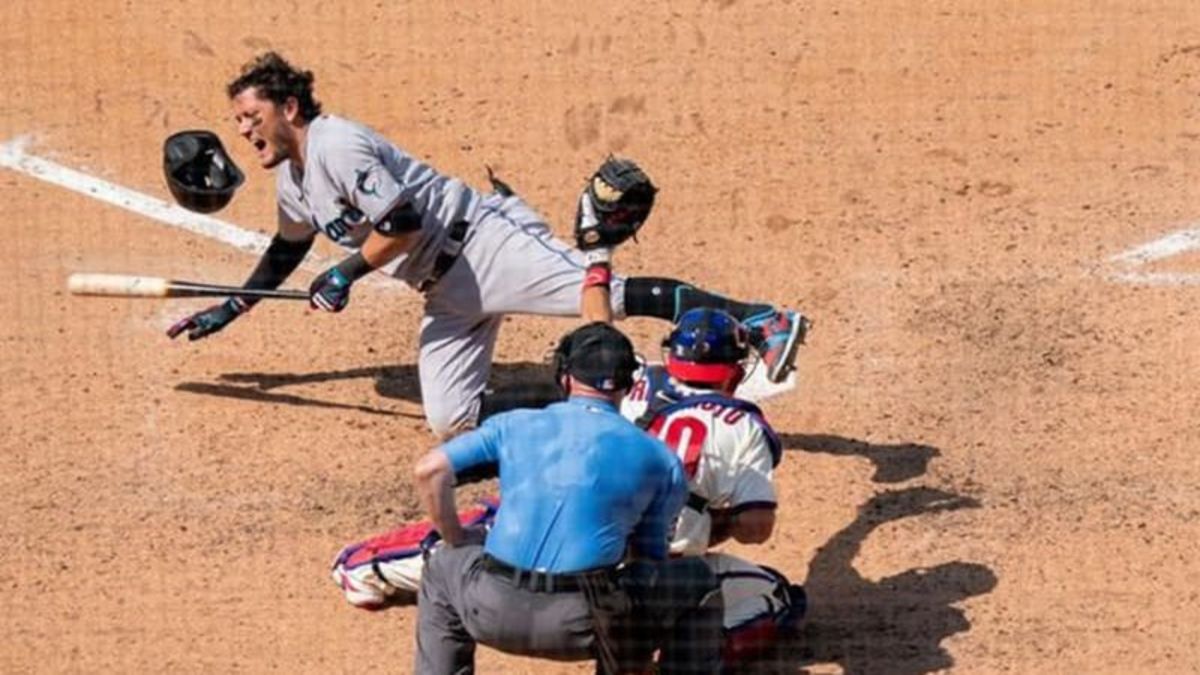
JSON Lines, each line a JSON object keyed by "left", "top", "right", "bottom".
{"left": 480, "top": 553, "right": 614, "bottom": 594}
{"left": 416, "top": 219, "right": 471, "bottom": 293}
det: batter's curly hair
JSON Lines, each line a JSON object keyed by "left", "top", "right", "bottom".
{"left": 227, "top": 52, "right": 322, "bottom": 122}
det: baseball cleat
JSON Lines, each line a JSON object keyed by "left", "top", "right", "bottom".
{"left": 745, "top": 309, "right": 810, "bottom": 384}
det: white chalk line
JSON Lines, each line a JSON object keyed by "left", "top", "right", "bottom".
{"left": 0, "top": 135, "right": 363, "bottom": 280}
{"left": 0, "top": 135, "right": 276, "bottom": 256}
{"left": 1107, "top": 270, "right": 1200, "bottom": 286}
{"left": 1108, "top": 224, "right": 1200, "bottom": 266}
{"left": 0, "top": 135, "right": 797, "bottom": 402}
{"left": 1106, "top": 219, "right": 1200, "bottom": 286}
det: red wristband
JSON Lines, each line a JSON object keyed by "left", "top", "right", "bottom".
{"left": 584, "top": 264, "right": 612, "bottom": 289}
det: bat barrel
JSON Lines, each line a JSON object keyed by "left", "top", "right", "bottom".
{"left": 67, "top": 273, "right": 170, "bottom": 297}
{"left": 66, "top": 273, "right": 310, "bottom": 300}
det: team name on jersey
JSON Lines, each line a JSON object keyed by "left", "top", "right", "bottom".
{"left": 312, "top": 199, "right": 368, "bottom": 244}
{"left": 628, "top": 377, "right": 747, "bottom": 427}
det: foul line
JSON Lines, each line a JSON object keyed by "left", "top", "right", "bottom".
{"left": 1108, "top": 225, "right": 1200, "bottom": 266}
{"left": 1107, "top": 220, "right": 1200, "bottom": 286}
{"left": 0, "top": 135, "right": 276, "bottom": 256}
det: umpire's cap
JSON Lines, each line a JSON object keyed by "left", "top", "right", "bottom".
{"left": 553, "top": 322, "right": 639, "bottom": 393}
{"left": 163, "top": 130, "right": 244, "bottom": 213}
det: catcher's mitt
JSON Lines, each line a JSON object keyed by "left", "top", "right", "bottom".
{"left": 574, "top": 157, "right": 658, "bottom": 251}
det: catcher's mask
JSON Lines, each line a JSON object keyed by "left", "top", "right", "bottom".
{"left": 553, "top": 322, "right": 638, "bottom": 395}
{"left": 663, "top": 308, "right": 750, "bottom": 387}
{"left": 163, "top": 130, "right": 244, "bottom": 213}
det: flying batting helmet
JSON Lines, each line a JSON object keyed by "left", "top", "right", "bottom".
{"left": 664, "top": 308, "right": 750, "bottom": 386}
{"left": 163, "top": 130, "right": 244, "bottom": 213}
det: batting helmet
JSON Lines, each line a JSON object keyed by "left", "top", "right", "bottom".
{"left": 163, "top": 130, "right": 244, "bottom": 213}
{"left": 664, "top": 308, "right": 750, "bottom": 386}
{"left": 552, "top": 322, "right": 639, "bottom": 394}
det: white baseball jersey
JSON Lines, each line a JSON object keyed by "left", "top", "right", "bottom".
{"left": 274, "top": 115, "right": 482, "bottom": 286}
{"left": 620, "top": 366, "right": 781, "bottom": 556}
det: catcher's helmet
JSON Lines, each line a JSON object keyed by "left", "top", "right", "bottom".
{"left": 553, "top": 322, "right": 639, "bottom": 394}
{"left": 664, "top": 308, "right": 750, "bottom": 386}
{"left": 163, "top": 130, "right": 244, "bottom": 213}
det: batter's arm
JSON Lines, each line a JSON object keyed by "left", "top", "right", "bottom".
{"left": 358, "top": 224, "right": 420, "bottom": 268}
{"left": 240, "top": 232, "right": 315, "bottom": 301}
{"left": 309, "top": 206, "right": 422, "bottom": 310}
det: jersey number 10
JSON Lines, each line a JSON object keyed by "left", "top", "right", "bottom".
{"left": 649, "top": 415, "right": 708, "bottom": 479}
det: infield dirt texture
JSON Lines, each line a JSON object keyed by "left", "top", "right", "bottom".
{"left": 3, "top": 2, "right": 1199, "bottom": 673}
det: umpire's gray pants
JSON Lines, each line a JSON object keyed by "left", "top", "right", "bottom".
{"left": 416, "top": 544, "right": 722, "bottom": 675}
{"left": 416, "top": 543, "right": 599, "bottom": 674}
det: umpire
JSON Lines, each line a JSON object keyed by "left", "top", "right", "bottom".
{"left": 413, "top": 322, "right": 723, "bottom": 674}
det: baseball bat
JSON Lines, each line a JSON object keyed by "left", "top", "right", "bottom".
{"left": 67, "top": 273, "right": 309, "bottom": 300}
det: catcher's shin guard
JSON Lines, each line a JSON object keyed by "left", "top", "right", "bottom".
{"left": 331, "top": 498, "right": 499, "bottom": 609}
{"left": 706, "top": 553, "right": 807, "bottom": 669}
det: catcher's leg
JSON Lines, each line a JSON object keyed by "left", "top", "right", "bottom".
{"left": 703, "top": 552, "right": 808, "bottom": 668}
{"left": 331, "top": 538, "right": 422, "bottom": 609}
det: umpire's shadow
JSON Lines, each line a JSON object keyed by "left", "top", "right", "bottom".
{"left": 175, "top": 361, "right": 554, "bottom": 416}
{"left": 753, "top": 487, "right": 997, "bottom": 675}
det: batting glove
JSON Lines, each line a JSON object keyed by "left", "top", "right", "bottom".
{"left": 166, "top": 297, "right": 249, "bottom": 341}
{"left": 309, "top": 267, "right": 354, "bottom": 312}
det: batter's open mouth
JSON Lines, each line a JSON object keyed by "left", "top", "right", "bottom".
{"left": 254, "top": 139, "right": 267, "bottom": 152}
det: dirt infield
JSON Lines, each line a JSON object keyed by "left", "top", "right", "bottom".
{"left": 4, "top": 1, "right": 1200, "bottom": 672}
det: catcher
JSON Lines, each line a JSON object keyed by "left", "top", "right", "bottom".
{"left": 164, "top": 51, "right": 809, "bottom": 438}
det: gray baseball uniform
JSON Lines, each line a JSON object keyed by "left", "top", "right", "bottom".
{"left": 273, "top": 115, "right": 626, "bottom": 434}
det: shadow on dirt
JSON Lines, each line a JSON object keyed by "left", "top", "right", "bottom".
{"left": 779, "top": 434, "right": 941, "bottom": 483}
{"left": 747, "top": 487, "right": 997, "bottom": 675}
{"left": 173, "top": 381, "right": 423, "bottom": 417}
{"left": 173, "top": 362, "right": 555, "bottom": 414}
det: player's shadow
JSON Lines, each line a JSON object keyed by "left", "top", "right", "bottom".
{"left": 175, "top": 361, "right": 555, "bottom": 415}
{"left": 779, "top": 434, "right": 941, "bottom": 483}
{"left": 749, "top": 487, "right": 997, "bottom": 675}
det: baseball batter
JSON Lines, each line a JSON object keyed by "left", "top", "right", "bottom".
{"left": 166, "top": 52, "right": 809, "bottom": 437}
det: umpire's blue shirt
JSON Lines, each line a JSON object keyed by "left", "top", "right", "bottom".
{"left": 441, "top": 396, "right": 687, "bottom": 573}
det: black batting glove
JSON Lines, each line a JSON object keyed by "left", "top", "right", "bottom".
{"left": 166, "top": 297, "right": 250, "bottom": 341}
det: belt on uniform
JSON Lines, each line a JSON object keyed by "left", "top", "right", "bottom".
{"left": 416, "top": 219, "right": 471, "bottom": 293}
{"left": 480, "top": 553, "right": 614, "bottom": 594}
